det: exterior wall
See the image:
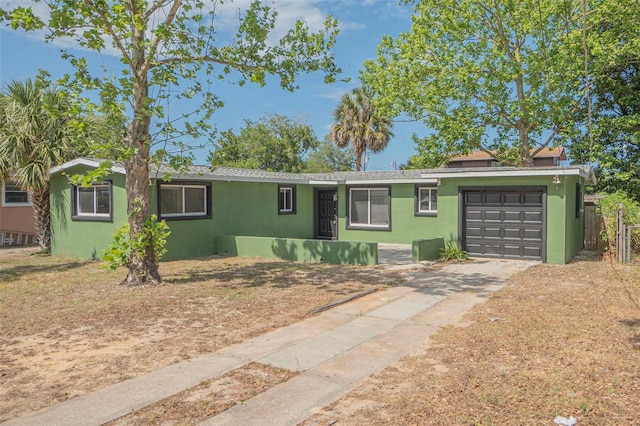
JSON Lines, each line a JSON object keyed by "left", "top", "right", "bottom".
{"left": 211, "top": 181, "right": 314, "bottom": 240}
{"left": 412, "top": 238, "right": 445, "bottom": 261}
{"left": 51, "top": 172, "right": 316, "bottom": 261}
{"left": 563, "top": 175, "right": 585, "bottom": 263}
{"left": 337, "top": 182, "right": 458, "bottom": 244}
{"left": 336, "top": 175, "right": 581, "bottom": 264}
{"left": 50, "top": 166, "right": 128, "bottom": 260}
{"left": 216, "top": 235, "right": 377, "bottom": 265}
{"left": 0, "top": 205, "right": 36, "bottom": 234}
{"left": 449, "top": 175, "right": 573, "bottom": 264}
{"left": 50, "top": 166, "right": 584, "bottom": 265}
{"left": 155, "top": 180, "right": 315, "bottom": 261}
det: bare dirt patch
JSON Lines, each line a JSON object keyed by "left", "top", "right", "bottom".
{"left": 303, "top": 253, "right": 640, "bottom": 425}
{"left": 107, "top": 363, "right": 297, "bottom": 426}
{"left": 0, "top": 251, "right": 401, "bottom": 422}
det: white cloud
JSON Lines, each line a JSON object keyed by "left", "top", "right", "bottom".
{"left": 1, "top": 0, "right": 356, "bottom": 57}
{"left": 315, "top": 88, "right": 348, "bottom": 101}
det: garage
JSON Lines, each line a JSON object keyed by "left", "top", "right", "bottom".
{"left": 462, "top": 188, "right": 546, "bottom": 261}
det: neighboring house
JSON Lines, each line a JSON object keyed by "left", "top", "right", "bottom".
{"left": 0, "top": 179, "right": 37, "bottom": 246}
{"left": 49, "top": 158, "right": 595, "bottom": 264}
{"left": 447, "top": 147, "right": 567, "bottom": 168}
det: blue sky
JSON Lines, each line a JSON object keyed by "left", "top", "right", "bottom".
{"left": 0, "top": 0, "right": 425, "bottom": 171}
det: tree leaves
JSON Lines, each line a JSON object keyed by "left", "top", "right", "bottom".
{"left": 363, "top": 0, "right": 584, "bottom": 166}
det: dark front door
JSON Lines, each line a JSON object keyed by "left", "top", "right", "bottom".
{"left": 317, "top": 189, "right": 337, "bottom": 239}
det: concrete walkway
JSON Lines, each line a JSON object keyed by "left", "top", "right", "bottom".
{"left": 3, "top": 257, "right": 535, "bottom": 426}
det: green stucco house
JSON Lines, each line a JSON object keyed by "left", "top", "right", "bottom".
{"left": 49, "top": 158, "right": 595, "bottom": 265}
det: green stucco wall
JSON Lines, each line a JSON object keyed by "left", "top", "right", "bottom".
{"left": 335, "top": 175, "right": 583, "bottom": 264}
{"left": 216, "top": 235, "right": 377, "bottom": 265}
{"left": 51, "top": 167, "right": 584, "bottom": 265}
{"left": 337, "top": 183, "right": 454, "bottom": 244}
{"left": 50, "top": 166, "right": 128, "bottom": 260}
{"left": 412, "top": 238, "right": 445, "bottom": 261}
{"left": 51, "top": 173, "right": 317, "bottom": 261}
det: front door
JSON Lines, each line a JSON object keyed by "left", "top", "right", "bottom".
{"left": 317, "top": 189, "right": 337, "bottom": 239}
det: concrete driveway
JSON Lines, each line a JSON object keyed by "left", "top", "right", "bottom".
{"left": 4, "top": 256, "right": 536, "bottom": 426}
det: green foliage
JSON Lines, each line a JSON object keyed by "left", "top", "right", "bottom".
{"left": 570, "top": 0, "right": 640, "bottom": 200}
{"left": 102, "top": 215, "right": 171, "bottom": 271}
{"left": 208, "top": 114, "right": 319, "bottom": 173}
{"left": 2, "top": 0, "right": 341, "bottom": 284}
{"left": 330, "top": 86, "right": 393, "bottom": 171}
{"left": 440, "top": 241, "right": 469, "bottom": 262}
{"left": 0, "top": 78, "right": 91, "bottom": 251}
{"left": 362, "top": 0, "right": 583, "bottom": 167}
{"left": 597, "top": 192, "right": 640, "bottom": 245}
{"left": 304, "top": 137, "right": 354, "bottom": 172}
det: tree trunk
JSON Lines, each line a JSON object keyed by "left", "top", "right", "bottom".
{"left": 31, "top": 186, "right": 50, "bottom": 252}
{"left": 120, "top": 7, "right": 161, "bottom": 287}
{"left": 354, "top": 149, "right": 363, "bottom": 171}
{"left": 518, "top": 126, "right": 534, "bottom": 167}
{"left": 121, "top": 152, "right": 161, "bottom": 286}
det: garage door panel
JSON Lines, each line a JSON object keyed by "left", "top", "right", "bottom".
{"left": 523, "top": 211, "right": 543, "bottom": 222}
{"left": 523, "top": 228, "right": 543, "bottom": 240}
{"left": 484, "top": 193, "right": 502, "bottom": 204}
{"left": 503, "top": 210, "right": 523, "bottom": 222}
{"left": 463, "top": 188, "right": 544, "bottom": 261}
{"left": 484, "top": 210, "right": 502, "bottom": 221}
{"left": 503, "top": 245, "right": 523, "bottom": 257}
{"left": 466, "top": 192, "right": 483, "bottom": 204}
{"left": 522, "top": 246, "right": 543, "bottom": 258}
{"left": 466, "top": 210, "right": 483, "bottom": 221}
{"left": 524, "top": 192, "right": 544, "bottom": 205}
{"left": 503, "top": 228, "right": 523, "bottom": 239}
{"left": 483, "top": 244, "right": 502, "bottom": 255}
{"left": 466, "top": 226, "right": 483, "bottom": 237}
{"left": 503, "top": 192, "right": 523, "bottom": 204}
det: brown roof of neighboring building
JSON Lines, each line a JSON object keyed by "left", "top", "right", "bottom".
{"left": 450, "top": 147, "right": 566, "bottom": 162}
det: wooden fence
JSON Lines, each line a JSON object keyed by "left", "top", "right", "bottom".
{"left": 584, "top": 203, "right": 604, "bottom": 250}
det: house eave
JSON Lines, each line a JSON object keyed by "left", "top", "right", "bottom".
{"left": 421, "top": 165, "right": 596, "bottom": 185}
{"left": 344, "top": 178, "right": 438, "bottom": 185}
{"left": 50, "top": 158, "right": 126, "bottom": 175}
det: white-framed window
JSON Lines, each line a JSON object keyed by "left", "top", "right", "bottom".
{"left": 348, "top": 187, "right": 391, "bottom": 230}
{"left": 278, "top": 185, "right": 296, "bottom": 214}
{"left": 416, "top": 186, "right": 437, "bottom": 215}
{"left": 72, "top": 182, "right": 112, "bottom": 221}
{"left": 159, "top": 183, "right": 210, "bottom": 219}
{"left": 2, "top": 180, "right": 31, "bottom": 206}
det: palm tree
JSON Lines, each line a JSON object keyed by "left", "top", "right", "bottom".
{"left": 0, "top": 79, "right": 80, "bottom": 252}
{"left": 330, "top": 86, "right": 393, "bottom": 171}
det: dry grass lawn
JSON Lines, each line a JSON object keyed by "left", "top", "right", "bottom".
{"left": 304, "top": 252, "right": 640, "bottom": 425}
{"left": 0, "top": 249, "right": 400, "bottom": 423}
{"left": 3, "top": 248, "right": 640, "bottom": 425}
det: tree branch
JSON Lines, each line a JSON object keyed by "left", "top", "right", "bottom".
{"left": 153, "top": 55, "right": 258, "bottom": 71}
{"left": 146, "top": 0, "right": 183, "bottom": 74}
{"left": 82, "top": 0, "right": 132, "bottom": 66}
{"left": 144, "top": 0, "right": 173, "bottom": 20}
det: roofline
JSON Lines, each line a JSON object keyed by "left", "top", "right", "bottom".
{"left": 50, "top": 158, "right": 126, "bottom": 175}
{"left": 344, "top": 178, "right": 438, "bottom": 185}
{"left": 421, "top": 165, "right": 596, "bottom": 184}
{"left": 200, "top": 175, "right": 307, "bottom": 185}
{"left": 51, "top": 158, "right": 595, "bottom": 186}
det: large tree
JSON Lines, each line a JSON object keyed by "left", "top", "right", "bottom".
{"left": 330, "top": 86, "right": 393, "bottom": 171}
{"left": 570, "top": 0, "right": 640, "bottom": 199}
{"left": 0, "top": 79, "right": 84, "bottom": 252}
{"left": 362, "top": 0, "right": 584, "bottom": 167}
{"left": 304, "top": 137, "right": 354, "bottom": 173}
{"left": 208, "top": 114, "right": 319, "bottom": 173}
{"left": 2, "top": 1, "right": 340, "bottom": 286}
